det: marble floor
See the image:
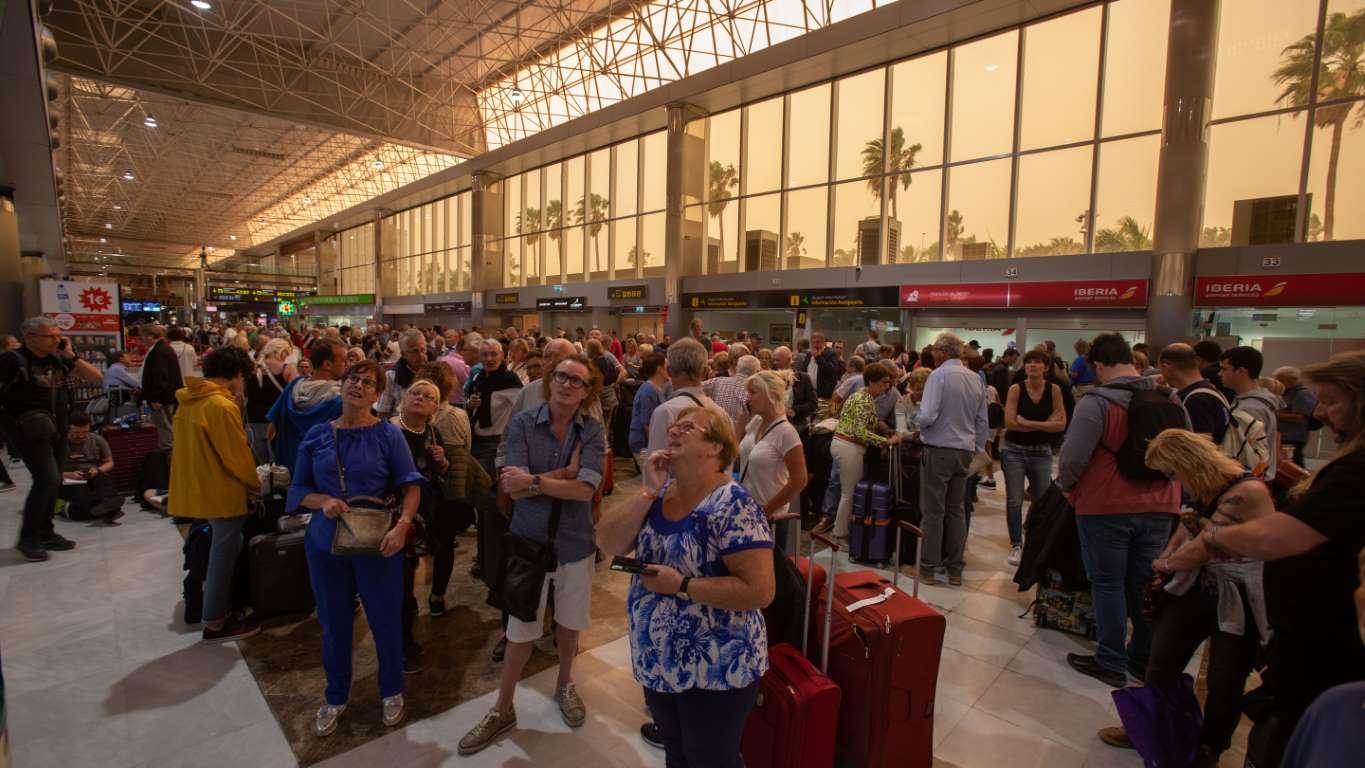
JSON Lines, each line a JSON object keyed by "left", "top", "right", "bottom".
{"left": 0, "top": 453, "right": 1235, "bottom": 768}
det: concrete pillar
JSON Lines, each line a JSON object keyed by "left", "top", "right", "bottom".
{"left": 0, "top": 189, "right": 25, "bottom": 334}
{"left": 1147, "top": 0, "right": 1220, "bottom": 348}
{"left": 369, "top": 212, "right": 384, "bottom": 325}
{"left": 664, "top": 102, "right": 705, "bottom": 342}
{"left": 471, "top": 171, "right": 503, "bottom": 330}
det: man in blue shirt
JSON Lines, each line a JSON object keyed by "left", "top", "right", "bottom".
{"left": 914, "top": 332, "right": 989, "bottom": 586}
{"left": 102, "top": 350, "right": 142, "bottom": 394}
{"left": 1070, "top": 339, "right": 1097, "bottom": 393}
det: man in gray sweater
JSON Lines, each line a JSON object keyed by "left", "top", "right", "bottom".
{"left": 1219, "top": 346, "right": 1280, "bottom": 481}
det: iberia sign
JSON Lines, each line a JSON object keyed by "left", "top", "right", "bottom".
{"left": 1194, "top": 273, "right": 1365, "bottom": 307}
{"left": 900, "top": 279, "right": 1147, "bottom": 309}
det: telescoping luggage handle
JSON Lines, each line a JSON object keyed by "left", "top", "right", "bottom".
{"left": 888, "top": 443, "right": 924, "bottom": 598}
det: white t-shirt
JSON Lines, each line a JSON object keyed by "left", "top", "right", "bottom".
{"left": 738, "top": 417, "right": 802, "bottom": 518}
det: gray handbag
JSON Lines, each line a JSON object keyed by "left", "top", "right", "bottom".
{"left": 329, "top": 423, "right": 399, "bottom": 556}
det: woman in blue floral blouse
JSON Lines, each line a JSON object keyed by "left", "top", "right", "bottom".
{"left": 598, "top": 405, "right": 776, "bottom": 768}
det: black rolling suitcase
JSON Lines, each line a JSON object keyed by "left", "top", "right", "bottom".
{"left": 247, "top": 529, "right": 315, "bottom": 620}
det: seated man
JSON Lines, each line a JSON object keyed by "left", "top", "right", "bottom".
{"left": 57, "top": 412, "right": 124, "bottom": 524}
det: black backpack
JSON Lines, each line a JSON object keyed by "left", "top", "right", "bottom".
{"left": 1100, "top": 383, "right": 1186, "bottom": 482}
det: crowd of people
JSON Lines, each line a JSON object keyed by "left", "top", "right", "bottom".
{"left": 1, "top": 311, "right": 1362, "bottom": 767}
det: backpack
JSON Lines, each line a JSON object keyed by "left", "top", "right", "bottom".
{"left": 1100, "top": 383, "right": 1188, "bottom": 482}
{"left": 1182, "top": 388, "right": 1270, "bottom": 476}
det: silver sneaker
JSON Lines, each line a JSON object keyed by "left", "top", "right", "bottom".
{"left": 556, "top": 682, "right": 586, "bottom": 728}
{"left": 1007, "top": 545, "right": 1022, "bottom": 567}
{"left": 458, "top": 707, "right": 517, "bottom": 756}
{"left": 314, "top": 703, "right": 345, "bottom": 737}
{"left": 382, "top": 693, "right": 405, "bottom": 727}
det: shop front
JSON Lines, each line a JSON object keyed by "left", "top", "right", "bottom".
{"left": 208, "top": 286, "right": 314, "bottom": 327}
{"left": 684, "top": 287, "right": 904, "bottom": 351}
{"left": 298, "top": 292, "right": 376, "bottom": 329}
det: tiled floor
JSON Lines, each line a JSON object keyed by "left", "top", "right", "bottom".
{"left": 0, "top": 455, "right": 1233, "bottom": 767}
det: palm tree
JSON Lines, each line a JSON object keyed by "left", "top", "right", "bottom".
{"left": 1093, "top": 216, "right": 1153, "bottom": 252}
{"left": 1273, "top": 9, "right": 1365, "bottom": 241}
{"left": 707, "top": 161, "right": 739, "bottom": 265}
{"left": 784, "top": 231, "right": 807, "bottom": 269}
{"left": 544, "top": 199, "right": 564, "bottom": 278}
{"left": 944, "top": 209, "right": 965, "bottom": 258}
{"left": 861, "top": 127, "right": 922, "bottom": 220}
{"left": 575, "top": 193, "right": 610, "bottom": 272}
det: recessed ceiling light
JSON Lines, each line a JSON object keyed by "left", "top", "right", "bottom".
{"left": 229, "top": 234, "right": 237, "bottom": 241}
{"left": 113, "top": 204, "right": 122, "bottom": 210}
{"left": 984, "top": 64, "right": 999, "bottom": 72}
{"left": 99, "top": 237, "right": 107, "bottom": 243}
{"left": 122, "top": 170, "right": 135, "bottom": 181}
{"left": 206, "top": 246, "right": 215, "bottom": 253}
{"left": 510, "top": 88, "right": 525, "bottom": 105}
{"left": 372, "top": 159, "right": 384, "bottom": 169}
{"left": 104, "top": 223, "right": 113, "bottom": 229}
{"left": 143, "top": 115, "right": 157, "bottom": 128}
{"left": 191, "top": 1, "right": 212, "bottom": 10}
{"left": 303, "top": 195, "right": 313, "bottom": 204}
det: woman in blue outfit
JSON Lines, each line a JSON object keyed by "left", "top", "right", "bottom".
{"left": 598, "top": 405, "right": 776, "bottom": 768}
{"left": 286, "top": 359, "right": 424, "bottom": 737}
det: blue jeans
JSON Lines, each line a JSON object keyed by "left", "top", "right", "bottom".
{"left": 821, "top": 464, "right": 841, "bottom": 521}
{"left": 204, "top": 517, "right": 247, "bottom": 624}
{"left": 1075, "top": 513, "right": 1173, "bottom": 675}
{"left": 305, "top": 521, "right": 405, "bottom": 705}
{"left": 1001, "top": 442, "right": 1054, "bottom": 547}
{"left": 644, "top": 682, "right": 759, "bottom": 768}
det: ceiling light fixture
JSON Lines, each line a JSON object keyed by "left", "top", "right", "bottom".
{"left": 191, "top": 1, "right": 212, "bottom": 10}
{"left": 372, "top": 159, "right": 384, "bottom": 169}
{"left": 510, "top": 88, "right": 525, "bottom": 105}
{"left": 99, "top": 237, "right": 107, "bottom": 243}
{"left": 984, "top": 63, "right": 999, "bottom": 72}
{"left": 303, "top": 195, "right": 313, "bottom": 205}
{"left": 122, "top": 170, "right": 135, "bottom": 181}
{"left": 105, "top": 223, "right": 113, "bottom": 230}
{"left": 229, "top": 234, "right": 237, "bottom": 241}
{"left": 113, "top": 204, "right": 122, "bottom": 210}
{"left": 143, "top": 115, "right": 157, "bottom": 128}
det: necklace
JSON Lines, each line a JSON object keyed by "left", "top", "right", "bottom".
{"left": 398, "top": 414, "right": 425, "bottom": 434}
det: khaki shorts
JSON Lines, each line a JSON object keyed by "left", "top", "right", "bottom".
{"left": 505, "top": 554, "right": 595, "bottom": 643}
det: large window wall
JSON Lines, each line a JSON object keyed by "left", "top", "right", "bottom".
{"left": 683, "top": 0, "right": 1171, "bottom": 271}
{"left": 327, "top": 222, "right": 375, "bottom": 295}
{"left": 1202, "top": 0, "right": 1365, "bottom": 245}
{"left": 381, "top": 191, "right": 474, "bottom": 297}
{"left": 493, "top": 131, "right": 667, "bottom": 287}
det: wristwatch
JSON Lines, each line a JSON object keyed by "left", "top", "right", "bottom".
{"left": 677, "top": 576, "right": 692, "bottom": 601}
{"left": 528, "top": 475, "right": 541, "bottom": 495}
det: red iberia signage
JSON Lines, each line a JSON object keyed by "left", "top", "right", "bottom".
{"left": 1194, "top": 273, "right": 1365, "bottom": 307}
{"left": 900, "top": 279, "right": 1148, "bottom": 309}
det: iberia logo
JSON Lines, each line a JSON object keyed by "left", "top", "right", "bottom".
{"left": 79, "top": 286, "right": 113, "bottom": 312}
{"left": 1119, "top": 286, "right": 1137, "bottom": 300}
{"left": 1263, "top": 281, "right": 1288, "bottom": 297}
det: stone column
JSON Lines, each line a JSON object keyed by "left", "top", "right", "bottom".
{"left": 369, "top": 212, "right": 384, "bottom": 325}
{"left": 1147, "top": 0, "right": 1220, "bottom": 348}
{"left": 471, "top": 170, "right": 503, "bottom": 330}
{"left": 664, "top": 102, "right": 705, "bottom": 342}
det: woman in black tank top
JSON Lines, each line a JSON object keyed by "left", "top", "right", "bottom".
{"left": 1001, "top": 350, "right": 1067, "bottom": 553}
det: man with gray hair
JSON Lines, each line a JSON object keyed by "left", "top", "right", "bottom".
{"left": 376, "top": 329, "right": 429, "bottom": 418}
{"left": 1, "top": 317, "right": 104, "bottom": 560}
{"left": 645, "top": 338, "right": 729, "bottom": 483}
{"left": 914, "top": 331, "right": 989, "bottom": 586}
{"left": 705, "top": 352, "right": 759, "bottom": 438}
{"left": 139, "top": 322, "right": 185, "bottom": 450}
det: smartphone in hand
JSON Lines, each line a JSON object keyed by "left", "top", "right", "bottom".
{"left": 610, "top": 555, "right": 651, "bottom": 575}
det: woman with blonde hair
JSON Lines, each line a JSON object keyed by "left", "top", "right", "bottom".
{"left": 739, "top": 369, "right": 807, "bottom": 548}
{"left": 507, "top": 338, "right": 531, "bottom": 383}
{"left": 244, "top": 337, "right": 298, "bottom": 463}
{"left": 1095, "top": 427, "right": 1273, "bottom": 766}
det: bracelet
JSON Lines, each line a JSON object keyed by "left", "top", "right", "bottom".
{"left": 395, "top": 519, "right": 413, "bottom": 528}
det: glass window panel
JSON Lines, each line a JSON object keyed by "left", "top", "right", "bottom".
{"left": 524, "top": 169, "right": 542, "bottom": 234}
{"left": 946, "top": 159, "right": 1010, "bottom": 259}
{"left": 614, "top": 217, "right": 639, "bottom": 278}
{"left": 421, "top": 204, "right": 433, "bottom": 254}
{"left": 545, "top": 164, "right": 563, "bottom": 232}
{"left": 641, "top": 213, "right": 666, "bottom": 277}
{"left": 951, "top": 31, "right": 1019, "bottom": 162}
{"left": 707, "top": 109, "right": 742, "bottom": 200}
{"left": 1093, "top": 135, "right": 1160, "bottom": 252}
{"left": 504, "top": 234, "right": 522, "bottom": 287}
{"left": 564, "top": 225, "right": 585, "bottom": 282}
{"left": 523, "top": 233, "right": 542, "bottom": 285}
{"left": 615, "top": 139, "right": 638, "bottom": 217}
{"left": 590, "top": 148, "right": 610, "bottom": 203}
{"left": 443, "top": 198, "right": 456, "bottom": 246}
{"left": 587, "top": 214, "right": 609, "bottom": 281}
{"left": 642, "top": 131, "right": 667, "bottom": 212}
{"left": 1202, "top": 113, "right": 1307, "bottom": 246}
{"left": 832, "top": 180, "right": 881, "bottom": 266}
{"left": 1013, "top": 146, "right": 1093, "bottom": 257}
{"left": 788, "top": 83, "right": 831, "bottom": 187}
{"left": 741, "top": 193, "right": 781, "bottom": 271}
{"left": 783, "top": 187, "right": 828, "bottom": 269}
{"left": 746, "top": 96, "right": 784, "bottom": 194}
{"left": 890, "top": 52, "right": 947, "bottom": 170}
{"left": 458, "top": 247, "right": 471, "bottom": 291}
{"left": 544, "top": 229, "right": 563, "bottom": 283}
{"left": 1102, "top": 0, "right": 1171, "bottom": 137}
{"left": 704, "top": 198, "right": 740, "bottom": 274}
{"left": 1021, "top": 7, "right": 1100, "bottom": 150}
{"left": 1213, "top": 0, "right": 1321, "bottom": 120}
{"left": 433, "top": 199, "right": 446, "bottom": 253}
{"left": 1321, "top": 0, "right": 1365, "bottom": 101}
{"left": 891, "top": 168, "right": 943, "bottom": 263}
{"left": 1306, "top": 105, "right": 1365, "bottom": 241}
{"left": 565, "top": 156, "right": 585, "bottom": 229}
{"left": 505, "top": 175, "right": 522, "bottom": 237}
{"left": 835, "top": 69, "right": 886, "bottom": 181}
{"left": 459, "top": 193, "right": 472, "bottom": 247}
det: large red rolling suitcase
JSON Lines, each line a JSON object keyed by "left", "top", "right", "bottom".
{"left": 742, "top": 514, "right": 841, "bottom": 768}
{"left": 810, "top": 445, "right": 946, "bottom": 768}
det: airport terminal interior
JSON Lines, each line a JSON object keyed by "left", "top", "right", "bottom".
{"left": 1, "top": 0, "right": 1363, "bottom": 766}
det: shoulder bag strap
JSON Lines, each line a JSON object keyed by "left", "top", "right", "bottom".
{"left": 331, "top": 422, "right": 347, "bottom": 497}
{"left": 545, "top": 420, "right": 582, "bottom": 543}
{"left": 676, "top": 391, "right": 703, "bottom": 407}
{"left": 739, "top": 418, "right": 787, "bottom": 484}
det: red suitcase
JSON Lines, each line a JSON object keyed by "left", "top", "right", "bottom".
{"left": 102, "top": 424, "right": 159, "bottom": 495}
{"left": 811, "top": 516, "right": 946, "bottom": 768}
{"left": 743, "top": 514, "right": 841, "bottom": 768}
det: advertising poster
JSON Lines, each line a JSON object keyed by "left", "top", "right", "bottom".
{"left": 39, "top": 278, "right": 123, "bottom": 355}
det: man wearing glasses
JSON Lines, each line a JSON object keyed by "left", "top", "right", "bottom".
{"left": 0, "top": 317, "right": 104, "bottom": 562}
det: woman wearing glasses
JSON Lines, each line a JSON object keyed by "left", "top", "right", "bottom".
{"left": 286, "top": 359, "right": 424, "bottom": 737}
{"left": 458, "top": 354, "right": 606, "bottom": 756}
{"left": 597, "top": 405, "right": 775, "bottom": 768}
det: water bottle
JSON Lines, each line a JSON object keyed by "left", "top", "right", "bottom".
{"left": 56, "top": 284, "right": 72, "bottom": 312}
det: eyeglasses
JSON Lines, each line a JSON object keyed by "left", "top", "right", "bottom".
{"left": 552, "top": 371, "right": 588, "bottom": 390}
{"left": 667, "top": 420, "right": 698, "bottom": 437}
{"left": 344, "top": 376, "right": 377, "bottom": 389}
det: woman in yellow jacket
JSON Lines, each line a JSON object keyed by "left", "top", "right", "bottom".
{"left": 168, "top": 345, "right": 262, "bottom": 643}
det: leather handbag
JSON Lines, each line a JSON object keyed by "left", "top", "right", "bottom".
{"left": 329, "top": 424, "right": 400, "bottom": 556}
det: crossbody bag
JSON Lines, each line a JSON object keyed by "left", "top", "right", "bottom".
{"left": 500, "top": 420, "right": 580, "bottom": 622}
{"left": 330, "top": 423, "right": 402, "bottom": 556}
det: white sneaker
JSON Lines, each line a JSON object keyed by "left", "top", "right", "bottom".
{"left": 1007, "top": 545, "right": 1022, "bottom": 567}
